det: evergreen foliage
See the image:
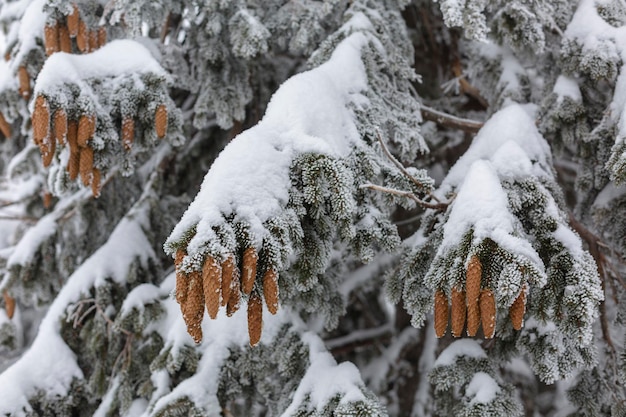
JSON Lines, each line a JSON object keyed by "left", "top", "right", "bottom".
{"left": 0, "top": 0, "right": 624, "bottom": 416}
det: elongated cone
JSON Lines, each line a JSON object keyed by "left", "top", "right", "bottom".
{"left": 434, "top": 289, "right": 448, "bottom": 338}
{"left": 248, "top": 292, "right": 263, "bottom": 347}
{"left": 3, "top": 291, "right": 15, "bottom": 320}
{"left": 0, "top": 112, "right": 11, "bottom": 138}
{"left": 43, "top": 191, "right": 52, "bottom": 209}
{"left": 41, "top": 136, "right": 56, "bottom": 167}
{"left": 79, "top": 146, "right": 94, "bottom": 186}
{"left": 121, "top": 117, "right": 134, "bottom": 151}
{"left": 241, "top": 247, "right": 257, "bottom": 295}
{"left": 451, "top": 286, "right": 466, "bottom": 337}
{"left": 67, "top": 4, "right": 80, "bottom": 37}
{"left": 226, "top": 267, "right": 241, "bottom": 317}
{"left": 182, "top": 271, "right": 205, "bottom": 344}
{"left": 155, "top": 104, "right": 167, "bottom": 138}
{"left": 54, "top": 109, "right": 67, "bottom": 145}
{"left": 77, "top": 114, "right": 96, "bottom": 147}
{"left": 76, "top": 19, "right": 88, "bottom": 52}
{"left": 220, "top": 255, "right": 235, "bottom": 307}
{"left": 44, "top": 24, "right": 59, "bottom": 56}
{"left": 91, "top": 168, "right": 101, "bottom": 198}
{"left": 480, "top": 289, "right": 496, "bottom": 339}
{"left": 510, "top": 284, "right": 527, "bottom": 331}
{"left": 202, "top": 255, "right": 221, "bottom": 319}
{"left": 466, "top": 255, "right": 482, "bottom": 337}
{"left": 33, "top": 96, "right": 50, "bottom": 146}
{"left": 88, "top": 30, "right": 97, "bottom": 52}
{"left": 174, "top": 249, "right": 189, "bottom": 306}
{"left": 97, "top": 27, "right": 107, "bottom": 47}
{"left": 58, "top": 25, "right": 71, "bottom": 53}
{"left": 18, "top": 66, "right": 30, "bottom": 100}
{"left": 262, "top": 269, "right": 279, "bottom": 315}
{"left": 67, "top": 120, "right": 80, "bottom": 180}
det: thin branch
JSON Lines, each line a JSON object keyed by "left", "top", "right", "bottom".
{"left": 375, "top": 130, "right": 441, "bottom": 203}
{"left": 361, "top": 184, "right": 449, "bottom": 210}
{"left": 420, "top": 105, "right": 484, "bottom": 134}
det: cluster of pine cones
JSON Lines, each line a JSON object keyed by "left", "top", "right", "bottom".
{"left": 174, "top": 247, "right": 279, "bottom": 347}
{"left": 434, "top": 255, "right": 527, "bottom": 339}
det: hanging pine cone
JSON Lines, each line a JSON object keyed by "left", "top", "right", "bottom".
{"left": 480, "top": 288, "right": 496, "bottom": 339}
{"left": 451, "top": 286, "right": 466, "bottom": 338}
{"left": 155, "top": 104, "right": 168, "bottom": 138}
{"left": 121, "top": 117, "right": 134, "bottom": 151}
{"left": 174, "top": 249, "right": 189, "bottom": 306}
{"left": 58, "top": 25, "right": 71, "bottom": 53}
{"left": 67, "top": 4, "right": 80, "bottom": 37}
{"left": 91, "top": 168, "right": 101, "bottom": 198}
{"left": 202, "top": 255, "right": 222, "bottom": 319}
{"left": 220, "top": 255, "right": 235, "bottom": 307}
{"left": 76, "top": 19, "right": 88, "bottom": 52}
{"left": 67, "top": 120, "right": 80, "bottom": 180}
{"left": 226, "top": 268, "right": 241, "bottom": 317}
{"left": 54, "top": 109, "right": 67, "bottom": 145}
{"left": 434, "top": 289, "right": 448, "bottom": 338}
{"left": 3, "top": 291, "right": 15, "bottom": 320}
{"left": 466, "top": 255, "right": 482, "bottom": 336}
{"left": 79, "top": 146, "right": 94, "bottom": 186}
{"left": 182, "top": 271, "right": 205, "bottom": 344}
{"left": 44, "top": 23, "right": 59, "bottom": 56}
{"left": 509, "top": 284, "right": 527, "bottom": 331}
{"left": 241, "top": 247, "right": 258, "bottom": 295}
{"left": 32, "top": 95, "right": 50, "bottom": 146}
{"left": 77, "top": 114, "right": 96, "bottom": 147}
{"left": 262, "top": 269, "right": 279, "bottom": 315}
{"left": 247, "top": 292, "right": 263, "bottom": 347}
{"left": 0, "top": 112, "right": 11, "bottom": 139}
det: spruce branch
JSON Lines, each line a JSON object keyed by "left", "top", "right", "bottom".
{"left": 420, "top": 105, "right": 484, "bottom": 134}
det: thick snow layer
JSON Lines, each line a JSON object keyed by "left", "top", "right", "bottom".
{"left": 439, "top": 104, "right": 552, "bottom": 194}
{"left": 438, "top": 159, "right": 544, "bottom": 270}
{"left": 465, "top": 372, "right": 500, "bottom": 405}
{"left": 11, "top": 0, "right": 46, "bottom": 70}
{"left": 434, "top": 339, "right": 486, "bottom": 367}
{"left": 0, "top": 200, "right": 156, "bottom": 416}
{"left": 0, "top": 59, "right": 17, "bottom": 92}
{"left": 168, "top": 30, "right": 370, "bottom": 254}
{"left": 553, "top": 75, "right": 581, "bottom": 103}
{"left": 34, "top": 39, "right": 167, "bottom": 97}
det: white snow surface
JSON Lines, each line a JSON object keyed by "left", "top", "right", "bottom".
{"left": 465, "top": 372, "right": 501, "bottom": 405}
{"left": 434, "top": 339, "right": 486, "bottom": 367}
{"left": 553, "top": 75, "right": 582, "bottom": 103}
{"left": 168, "top": 29, "right": 370, "bottom": 255}
{"left": 11, "top": 0, "right": 46, "bottom": 70}
{"left": 33, "top": 39, "right": 167, "bottom": 98}
{"left": 0, "top": 201, "right": 156, "bottom": 416}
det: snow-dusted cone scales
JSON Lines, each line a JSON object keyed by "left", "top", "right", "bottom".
{"left": 182, "top": 271, "right": 205, "bottom": 344}
{"left": 58, "top": 25, "right": 71, "bottom": 53}
{"left": 54, "top": 109, "right": 67, "bottom": 145}
{"left": 91, "top": 169, "right": 101, "bottom": 198}
{"left": 220, "top": 256, "right": 235, "bottom": 307}
{"left": 79, "top": 146, "right": 94, "bottom": 186}
{"left": 77, "top": 114, "right": 95, "bottom": 147}
{"left": 67, "top": 4, "right": 80, "bottom": 37}
{"left": 76, "top": 19, "right": 88, "bottom": 52}
{"left": 97, "top": 27, "right": 107, "bottom": 48}
{"left": 174, "top": 249, "right": 189, "bottom": 306}
{"left": 44, "top": 24, "right": 59, "bottom": 56}
{"left": 3, "top": 291, "right": 15, "bottom": 320}
{"left": 67, "top": 120, "right": 79, "bottom": 180}
{"left": 0, "top": 112, "right": 11, "bottom": 138}
{"left": 88, "top": 30, "right": 97, "bottom": 52}
{"left": 32, "top": 95, "right": 50, "bottom": 146}
{"left": 480, "top": 289, "right": 496, "bottom": 338}
{"left": 155, "top": 104, "right": 168, "bottom": 138}
{"left": 226, "top": 269, "right": 241, "bottom": 317}
{"left": 451, "top": 286, "right": 466, "bottom": 337}
{"left": 247, "top": 292, "right": 263, "bottom": 347}
{"left": 202, "top": 255, "right": 221, "bottom": 319}
{"left": 41, "top": 136, "right": 56, "bottom": 167}
{"left": 18, "top": 66, "right": 30, "bottom": 99}
{"left": 510, "top": 284, "right": 527, "bottom": 331}
{"left": 121, "top": 117, "right": 134, "bottom": 151}
{"left": 241, "top": 247, "right": 258, "bottom": 295}
{"left": 466, "top": 255, "right": 482, "bottom": 337}
{"left": 262, "top": 269, "right": 279, "bottom": 315}
{"left": 434, "top": 289, "right": 448, "bottom": 338}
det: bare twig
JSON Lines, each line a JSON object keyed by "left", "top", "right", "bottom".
{"left": 361, "top": 184, "right": 449, "bottom": 210}
{"left": 420, "top": 105, "right": 484, "bottom": 134}
{"left": 375, "top": 130, "right": 442, "bottom": 203}
{"left": 452, "top": 59, "right": 489, "bottom": 109}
